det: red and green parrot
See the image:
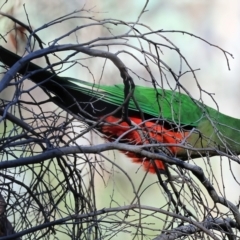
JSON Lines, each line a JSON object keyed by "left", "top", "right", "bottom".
{"left": 1, "top": 46, "right": 239, "bottom": 174}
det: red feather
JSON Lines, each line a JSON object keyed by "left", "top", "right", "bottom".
{"left": 101, "top": 116, "right": 186, "bottom": 173}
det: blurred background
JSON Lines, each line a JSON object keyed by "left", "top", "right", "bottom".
{"left": 0, "top": 0, "right": 240, "bottom": 239}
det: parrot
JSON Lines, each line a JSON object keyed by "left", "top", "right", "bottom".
{"left": 0, "top": 46, "right": 239, "bottom": 174}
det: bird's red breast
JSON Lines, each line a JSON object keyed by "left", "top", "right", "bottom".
{"left": 101, "top": 116, "right": 187, "bottom": 173}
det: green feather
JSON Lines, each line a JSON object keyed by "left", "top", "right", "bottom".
{"left": 65, "top": 78, "right": 219, "bottom": 126}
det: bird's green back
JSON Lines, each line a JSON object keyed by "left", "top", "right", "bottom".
{"left": 65, "top": 78, "right": 223, "bottom": 127}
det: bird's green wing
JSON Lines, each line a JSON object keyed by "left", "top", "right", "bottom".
{"left": 64, "top": 78, "right": 219, "bottom": 127}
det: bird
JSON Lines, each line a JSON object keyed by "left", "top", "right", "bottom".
{"left": 1, "top": 46, "right": 239, "bottom": 174}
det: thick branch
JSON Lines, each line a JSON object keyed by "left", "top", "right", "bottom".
{"left": 0, "top": 44, "right": 128, "bottom": 93}
{"left": 0, "top": 194, "right": 21, "bottom": 240}
{"left": 153, "top": 218, "right": 237, "bottom": 240}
